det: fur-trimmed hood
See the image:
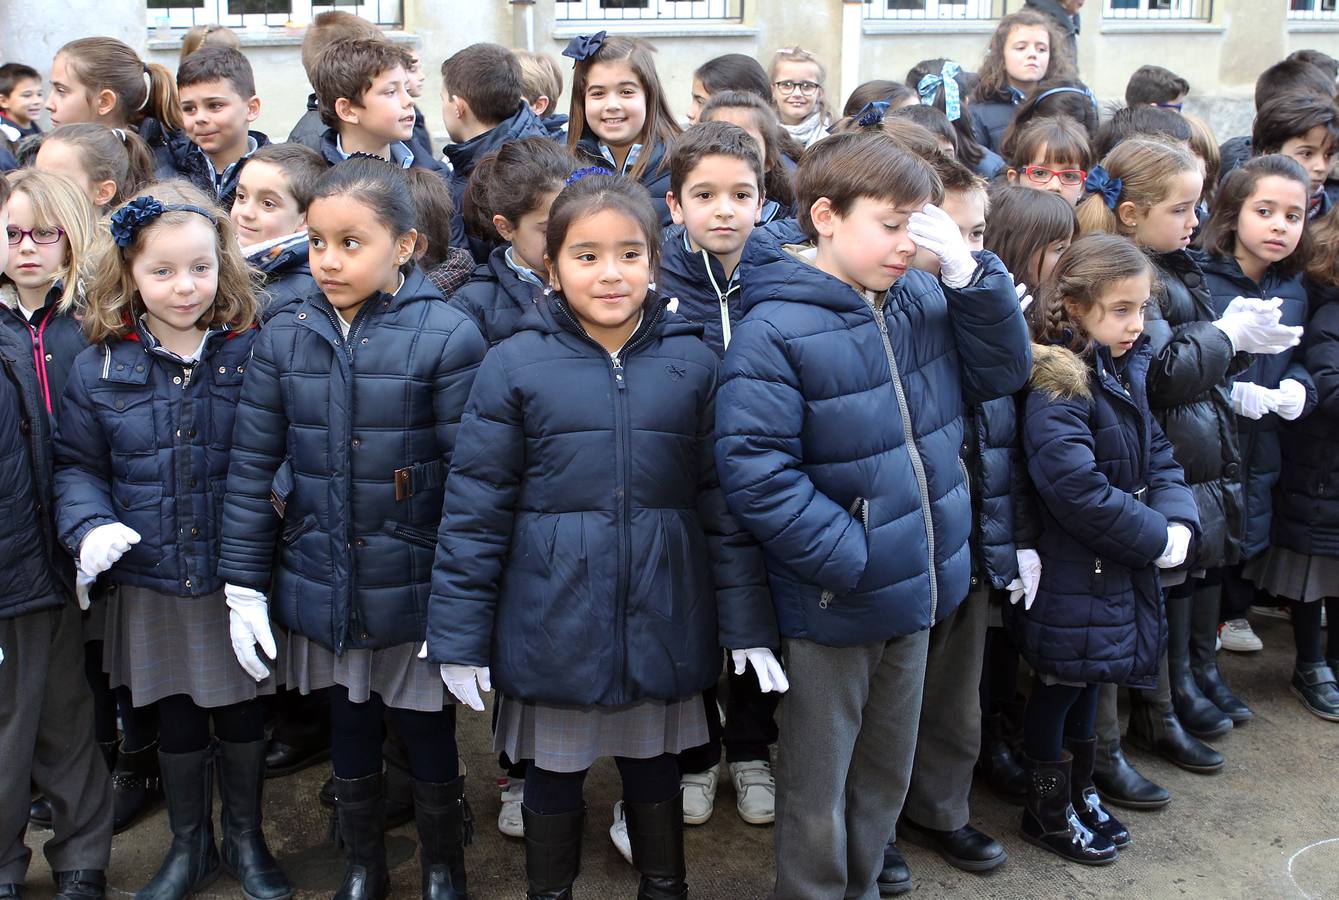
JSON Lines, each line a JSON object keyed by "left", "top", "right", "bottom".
{"left": 1029, "top": 342, "right": 1092, "bottom": 402}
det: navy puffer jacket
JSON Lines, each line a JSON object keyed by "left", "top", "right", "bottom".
{"left": 54, "top": 323, "right": 256, "bottom": 597}
{"left": 0, "top": 284, "right": 87, "bottom": 416}
{"left": 446, "top": 246, "right": 545, "bottom": 346}
{"left": 427, "top": 293, "right": 776, "bottom": 706}
{"left": 1201, "top": 253, "right": 1316, "bottom": 559}
{"left": 969, "top": 87, "right": 1024, "bottom": 155}
{"left": 156, "top": 131, "right": 271, "bottom": 210}
{"left": 714, "top": 221, "right": 1031, "bottom": 647}
{"left": 248, "top": 237, "right": 317, "bottom": 323}
{"left": 575, "top": 136, "right": 674, "bottom": 227}
{"left": 219, "top": 269, "right": 486, "bottom": 653}
{"left": 1010, "top": 342, "right": 1199, "bottom": 688}
{"left": 963, "top": 395, "right": 1023, "bottom": 590}
{"left": 656, "top": 225, "right": 740, "bottom": 359}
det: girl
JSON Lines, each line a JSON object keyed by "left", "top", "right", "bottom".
{"left": 907, "top": 59, "right": 1005, "bottom": 180}
{"left": 565, "top": 33, "right": 682, "bottom": 226}
{"left": 999, "top": 78, "right": 1100, "bottom": 151}
{"left": 179, "top": 23, "right": 240, "bottom": 62}
{"left": 970, "top": 10, "right": 1075, "bottom": 154}
{"left": 891, "top": 104, "right": 960, "bottom": 158}
{"left": 769, "top": 46, "right": 834, "bottom": 149}
{"left": 686, "top": 53, "right": 773, "bottom": 124}
{"left": 405, "top": 168, "right": 475, "bottom": 299}
{"left": 456, "top": 135, "right": 573, "bottom": 345}
{"left": 35, "top": 124, "right": 156, "bottom": 214}
{"left": 426, "top": 173, "right": 781, "bottom": 898}
{"left": 1005, "top": 116, "right": 1093, "bottom": 207}
{"left": 218, "top": 156, "right": 487, "bottom": 900}
{"left": 841, "top": 79, "right": 916, "bottom": 117}
{"left": 1014, "top": 233, "right": 1199, "bottom": 864}
{"left": 699, "top": 90, "right": 799, "bottom": 224}
{"left": 53, "top": 181, "right": 287, "bottom": 900}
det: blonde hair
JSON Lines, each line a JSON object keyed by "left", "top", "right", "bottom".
{"left": 769, "top": 46, "right": 834, "bottom": 124}
{"left": 84, "top": 180, "right": 257, "bottom": 344}
{"left": 1076, "top": 138, "right": 1200, "bottom": 238}
{"left": 179, "top": 24, "right": 240, "bottom": 63}
{"left": 515, "top": 50, "right": 563, "bottom": 111}
{"left": 2, "top": 169, "right": 97, "bottom": 314}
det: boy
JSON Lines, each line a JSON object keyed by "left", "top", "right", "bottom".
{"left": 515, "top": 49, "right": 567, "bottom": 140}
{"left": 1219, "top": 57, "right": 1336, "bottom": 183}
{"left": 714, "top": 131, "right": 1030, "bottom": 899}
{"left": 0, "top": 174, "right": 114, "bottom": 900}
{"left": 1124, "top": 65, "right": 1190, "bottom": 111}
{"left": 286, "top": 10, "right": 385, "bottom": 151}
{"left": 1252, "top": 89, "right": 1339, "bottom": 218}
{"left": 160, "top": 46, "right": 269, "bottom": 210}
{"left": 0, "top": 63, "right": 43, "bottom": 143}
{"left": 402, "top": 48, "right": 435, "bottom": 160}
{"left": 660, "top": 121, "right": 779, "bottom": 826}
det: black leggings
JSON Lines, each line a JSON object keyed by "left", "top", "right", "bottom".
{"left": 329, "top": 686, "right": 458, "bottom": 783}
{"left": 524, "top": 754, "right": 681, "bottom": 816}
{"left": 1022, "top": 677, "right": 1100, "bottom": 762}
{"left": 979, "top": 625, "right": 1021, "bottom": 716}
{"left": 84, "top": 639, "right": 160, "bottom": 752}
{"left": 155, "top": 694, "right": 265, "bottom": 754}
{"left": 1290, "top": 598, "right": 1339, "bottom": 666}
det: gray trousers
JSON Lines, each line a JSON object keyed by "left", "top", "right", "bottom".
{"left": 772, "top": 629, "right": 931, "bottom": 900}
{"left": 903, "top": 588, "right": 989, "bottom": 831}
{"left": 0, "top": 602, "right": 112, "bottom": 883}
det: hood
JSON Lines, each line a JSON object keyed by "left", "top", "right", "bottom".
{"left": 736, "top": 219, "right": 870, "bottom": 317}
{"left": 482, "top": 245, "right": 546, "bottom": 306}
{"left": 540, "top": 113, "right": 568, "bottom": 140}
{"left": 443, "top": 102, "right": 549, "bottom": 177}
{"left": 1029, "top": 342, "right": 1092, "bottom": 402}
{"left": 135, "top": 116, "right": 177, "bottom": 150}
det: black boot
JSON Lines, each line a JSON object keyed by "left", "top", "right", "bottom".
{"left": 53, "top": 870, "right": 105, "bottom": 900}
{"left": 1064, "top": 738, "right": 1130, "bottom": 849}
{"left": 1127, "top": 690, "right": 1224, "bottom": 773}
{"left": 1190, "top": 585, "right": 1253, "bottom": 722}
{"left": 137, "top": 747, "right": 221, "bottom": 900}
{"left": 411, "top": 777, "right": 471, "bottom": 899}
{"left": 1019, "top": 753, "right": 1116, "bottom": 866}
{"left": 217, "top": 740, "right": 291, "bottom": 900}
{"left": 1166, "top": 592, "right": 1233, "bottom": 739}
{"left": 1091, "top": 739, "right": 1169, "bottom": 810}
{"left": 877, "top": 843, "right": 912, "bottom": 896}
{"left": 98, "top": 741, "right": 119, "bottom": 771}
{"left": 332, "top": 773, "right": 390, "bottom": 900}
{"left": 975, "top": 712, "right": 1028, "bottom": 804}
{"left": 899, "top": 817, "right": 1007, "bottom": 871}
{"left": 625, "top": 794, "right": 688, "bottom": 900}
{"left": 1291, "top": 662, "right": 1339, "bottom": 721}
{"left": 522, "top": 805, "right": 583, "bottom": 900}
{"left": 28, "top": 797, "right": 52, "bottom": 829}
{"left": 113, "top": 741, "right": 163, "bottom": 835}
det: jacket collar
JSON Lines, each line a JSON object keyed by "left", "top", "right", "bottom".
{"left": 443, "top": 102, "right": 547, "bottom": 176}
{"left": 738, "top": 219, "right": 874, "bottom": 317}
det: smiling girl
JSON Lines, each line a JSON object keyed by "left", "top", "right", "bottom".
{"left": 768, "top": 46, "right": 834, "bottom": 149}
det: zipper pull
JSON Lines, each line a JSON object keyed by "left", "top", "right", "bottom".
{"left": 613, "top": 356, "right": 627, "bottom": 390}
{"left": 1094, "top": 557, "right": 1103, "bottom": 575}
{"left": 181, "top": 365, "right": 192, "bottom": 388}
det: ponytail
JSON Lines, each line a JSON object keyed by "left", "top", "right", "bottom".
{"left": 1075, "top": 138, "right": 1198, "bottom": 240}
{"left": 56, "top": 38, "right": 182, "bottom": 132}
{"left": 142, "top": 62, "right": 183, "bottom": 131}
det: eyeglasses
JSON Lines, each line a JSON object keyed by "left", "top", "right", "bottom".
{"left": 774, "top": 80, "right": 821, "bottom": 97}
{"left": 1155, "top": 102, "right": 1184, "bottom": 112}
{"left": 1021, "top": 165, "right": 1087, "bottom": 187}
{"left": 6, "top": 226, "right": 65, "bottom": 246}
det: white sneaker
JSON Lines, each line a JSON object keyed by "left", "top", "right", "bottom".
{"left": 609, "top": 801, "right": 633, "bottom": 865}
{"left": 497, "top": 778, "right": 524, "bottom": 838}
{"left": 729, "top": 760, "right": 776, "bottom": 825}
{"left": 1220, "top": 618, "right": 1263, "bottom": 653}
{"left": 680, "top": 766, "right": 718, "bottom": 825}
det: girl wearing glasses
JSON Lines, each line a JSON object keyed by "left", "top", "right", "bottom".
{"left": 769, "top": 47, "right": 833, "bottom": 149}
{"left": 1004, "top": 116, "right": 1094, "bottom": 207}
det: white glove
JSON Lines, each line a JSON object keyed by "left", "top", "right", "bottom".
{"left": 419, "top": 643, "right": 491, "bottom": 711}
{"left": 1155, "top": 523, "right": 1192, "bottom": 569}
{"left": 1213, "top": 297, "right": 1303, "bottom": 354}
{"left": 1273, "top": 378, "right": 1307, "bottom": 421}
{"left": 78, "top": 523, "right": 141, "bottom": 578}
{"left": 225, "top": 584, "right": 277, "bottom": 681}
{"left": 731, "top": 647, "right": 790, "bottom": 694}
{"left": 1230, "top": 382, "right": 1277, "bottom": 420}
{"left": 75, "top": 567, "right": 96, "bottom": 611}
{"left": 908, "top": 204, "right": 978, "bottom": 288}
{"left": 1008, "top": 549, "right": 1042, "bottom": 610}
{"left": 1015, "top": 281, "right": 1033, "bottom": 312}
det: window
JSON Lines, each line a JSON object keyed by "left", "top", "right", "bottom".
{"left": 1290, "top": 0, "right": 1339, "bottom": 19}
{"left": 554, "top": 0, "right": 745, "bottom": 23}
{"left": 146, "top": 0, "right": 402, "bottom": 31}
{"left": 862, "top": 0, "right": 1006, "bottom": 20}
{"left": 1104, "top": 0, "right": 1212, "bottom": 20}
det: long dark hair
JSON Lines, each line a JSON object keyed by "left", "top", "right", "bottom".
{"left": 694, "top": 54, "right": 772, "bottom": 103}
{"left": 1200, "top": 154, "right": 1313, "bottom": 279}
{"left": 310, "top": 156, "right": 417, "bottom": 275}
{"left": 984, "top": 184, "right": 1076, "bottom": 287}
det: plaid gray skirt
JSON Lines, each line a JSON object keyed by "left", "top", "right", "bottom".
{"left": 494, "top": 693, "right": 709, "bottom": 774}
{"left": 82, "top": 600, "right": 108, "bottom": 645}
{"left": 103, "top": 583, "right": 277, "bottom": 708}
{"left": 284, "top": 633, "right": 452, "bottom": 712}
{"left": 1245, "top": 544, "right": 1339, "bottom": 604}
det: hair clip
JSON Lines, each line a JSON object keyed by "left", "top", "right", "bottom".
{"left": 1083, "top": 165, "right": 1124, "bottom": 210}
{"left": 854, "top": 101, "right": 890, "bottom": 128}
{"left": 565, "top": 166, "right": 613, "bottom": 185}
{"left": 917, "top": 61, "right": 962, "bottom": 122}
{"left": 562, "top": 32, "right": 607, "bottom": 62}
{"left": 109, "top": 196, "right": 214, "bottom": 249}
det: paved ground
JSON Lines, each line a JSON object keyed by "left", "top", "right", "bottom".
{"left": 21, "top": 614, "right": 1339, "bottom": 899}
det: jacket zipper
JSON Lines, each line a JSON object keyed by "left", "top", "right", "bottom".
{"left": 819, "top": 497, "right": 868, "bottom": 609}
{"left": 701, "top": 249, "right": 737, "bottom": 350}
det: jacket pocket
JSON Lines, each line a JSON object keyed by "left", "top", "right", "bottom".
{"left": 819, "top": 496, "right": 868, "bottom": 609}
{"left": 91, "top": 390, "right": 157, "bottom": 456}
{"left": 282, "top": 513, "right": 319, "bottom": 544}
{"left": 383, "top": 521, "right": 437, "bottom": 550}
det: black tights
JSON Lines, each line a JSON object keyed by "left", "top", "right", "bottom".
{"left": 1290, "top": 598, "right": 1339, "bottom": 666}
{"left": 1022, "top": 677, "right": 1100, "bottom": 762}
{"left": 329, "top": 686, "right": 458, "bottom": 783}
{"left": 84, "top": 640, "right": 160, "bottom": 752}
{"left": 524, "top": 754, "right": 681, "bottom": 816}
{"left": 155, "top": 694, "right": 265, "bottom": 754}
{"left": 979, "top": 625, "right": 1021, "bottom": 716}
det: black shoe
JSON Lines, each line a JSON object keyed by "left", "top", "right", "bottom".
{"left": 218, "top": 740, "right": 291, "bottom": 900}
{"left": 332, "top": 772, "right": 389, "bottom": 900}
{"left": 1019, "top": 753, "right": 1116, "bottom": 866}
{"left": 264, "top": 740, "right": 331, "bottom": 779}
{"left": 899, "top": 817, "right": 1006, "bottom": 872}
{"left": 1065, "top": 738, "right": 1130, "bottom": 850}
{"left": 1291, "top": 663, "right": 1339, "bottom": 722}
{"left": 138, "top": 747, "right": 221, "bottom": 900}
{"left": 411, "top": 777, "right": 471, "bottom": 899}
{"left": 0, "top": 884, "right": 20, "bottom": 899}
{"left": 1190, "top": 585, "right": 1253, "bottom": 723}
{"left": 877, "top": 843, "right": 912, "bottom": 896}
{"left": 625, "top": 794, "right": 688, "bottom": 900}
{"left": 1166, "top": 591, "right": 1233, "bottom": 739}
{"left": 28, "top": 796, "right": 52, "bottom": 830}
{"left": 53, "top": 870, "right": 105, "bottom": 900}
{"left": 99, "top": 740, "right": 119, "bottom": 772}
{"left": 112, "top": 741, "right": 163, "bottom": 835}
{"left": 522, "top": 805, "right": 583, "bottom": 900}
{"left": 1127, "top": 692, "right": 1224, "bottom": 773}
{"left": 975, "top": 712, "right": 1028, "bottom": 804}
{"left": 1091, "top": 740, "right": 1169, "bottom": 810}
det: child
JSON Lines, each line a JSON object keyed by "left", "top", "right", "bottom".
{"left": 402, "top": 48, "right": 436, "bottom": 162}
{"left": 1005, "top": 115, "right": 1093, "bottom": 207}
{"left": 35, "top": 124, "right": 156, "bottom": 213}
{"left": 1000, "top": 78, "right": 1100, "bottom": 148}
{"left": 915, "top": 155, "right": 988, "bottom": 271}
{"left": 699, "top": 91, "right": 798, "bottom": 225}
{"left": 714, "top": 130, "right": 1029, "bottom": 899}
{"left": 0, "top": 172, "right": 114, "bottom": 900}
{"left": 1218, "top": 57, "right": 1335, "bottom": 184}
{"left": 687, "top": 53, "right": 773, "bottom": 124}
{"left": 1014, "top": 233, "right": 1200, "bottom": 864}
{"left": 842, "top": 80, "right": 916, "bottom": 117}
{"left": 515, "top": 49, "right": 567, "bottom": 139}
{"left": 405, "top": 168, "right": 475, "bottom": 298}
{"left": 1250, "top": 90, "right": 1339, "bottom": 218}
{"left": 1093, "top": 105, "right": 1192, "bottom": 161}
{"left": 54, "top": 181, "right": 287, "bottom": 900}
{"left": 970, "top": 10, "right": 1074, "bottom": 154}
{"left": 230, "top": 142, "right": 325, "bottom": 321}
{"left": 1125, "top": 65, "right": 1190, "bottom": 110}
{"left": 565, "top": 33, "right": 682, "bottom": 226}
{"left": 769, "top": 46, "right": 833, "bottom": 149}
{"left": 907, "top": 59, "right": 1006, "bottom": 180}
{"left": 218, "top": 157, "right": 487, "bottom": 900}
{"left": 285, "top": 10, "right": 385, "bottom": 152}
{"left": 441, "top": 42, "right": 549, "bottom": 257}
{"left": 0, "top": 63, "right": 43, "bottom": 142}
{"left": 454, "top": 135, "right": 571, "bottom": 345}
{"left": 178, "top": 23, "right": 240, "bottom": 62}
{"left": 427, "top": 170, "right": 781, "bottom": 899}
{"left": 892, "top": 104, "right": 962, "bottom": 158}
{"left": 161, "top": 46, "right": 269, "bottom": 211}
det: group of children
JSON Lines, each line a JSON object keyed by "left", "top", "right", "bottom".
{"left": 1, "top": 8, "right": 1339, "bottom": 900}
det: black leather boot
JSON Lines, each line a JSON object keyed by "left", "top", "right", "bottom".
{"left": 0, "top": 884, "right": 19, "bottom": 899}
{"left": 1291, "top": 662, "right": 1339, "bottom": 721}
{"left": 1064, "top": 738, "right": 1130, "bottom": 849}
{"left": 332, "top": 772, "right": 389, "bottom": 900}
{"left": 217, "top": 740, "right": 291, "bottom": 900}
{"left": 1127, "top": 690, "right": 1224, "bottom": 773}
{"left": 1166, "top": 592, "right": 1233, "bottom": 739}
{"left": 1091, "top": 739, "right": 1169, "bottom": 809}
{"left": 1019, "top": 753, "right": 1116, "bottom": 866}
{"left": 410, "top": 776, "right": 471, "bottom": 899}
{"left": 975, "top": 712, "right": 1028, "bottom": 804}
{"left": 522, "top": 805, "right": 584, "bottom": 900}
{"left": 53, "top": 870, "right": 106, "bottom": 900}
{"left": 137, "top": 747, "right": 220, "bottom": 900}
{"left": 625, "top": 794, "right": 688, "bottom": 900}
{"left": 877, "top": 843, "right": 912, "bottom": 896}
{"left": 113, "top": 741, "right": 163, "bottom": 834}
{"left": 899, "top": 817, "right": 1006, "bottom": 871}
{"left": 28, "top": 797, "right": 52, "bottom": 829}
{"left": 99, "top": 741, "right": 119, "bottom": 771}
{"left": 1190, "top": 585, "right": 1253, "bottom": 722}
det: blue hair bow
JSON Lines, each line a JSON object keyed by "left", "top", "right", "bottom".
{"left": 917, "top": 61, "right": 962, "bottom": 122}
{"left": 1084, "top": 165, "right": 1123, "bottom": 209}
{"left": 565, "top": 166, "right": 613, "bottom": 185}
{"left": 109, "top": 196, "right": 214, "bottom": 249}
{"left": 562, "top": 32, "right": 606, "bottom": 62}
{"left": 854, "top": 100, "right": 889, "bottom": 128}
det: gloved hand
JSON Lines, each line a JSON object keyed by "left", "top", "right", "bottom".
{"left": 78, "top": 523, "right": 141, "bottom": 578}
{"left": 1213, "top": 297, "right": 1303, "bottom": 354}
{"left": 731, "top": 648, "right": 790, "bottom": 694}
{"left": 1230, "top": 382, "right": 1277, "bottom": 420}
{"left": 1015, "top": 281, "right": 1034, "bottom": 312}
{"left": 1008, "top": 549, "right": 1042, "bottom": 610}
{"left": 419, "top": 643, "right": 491, "bottom": 711}
{"left": 1155, "top": 523, "right": 1192, "bottom": 569}
{"left": 908, "top": 204, "right": 978, "bottom": 288}
{"left": 225, "top": 584, "right": 277, "bottom": 681}
{"left": 75, "top": 567, "right": 97, "bottom": 612}
{"left": 1273, "top": 378, "right": 1307, "bottom": 421}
